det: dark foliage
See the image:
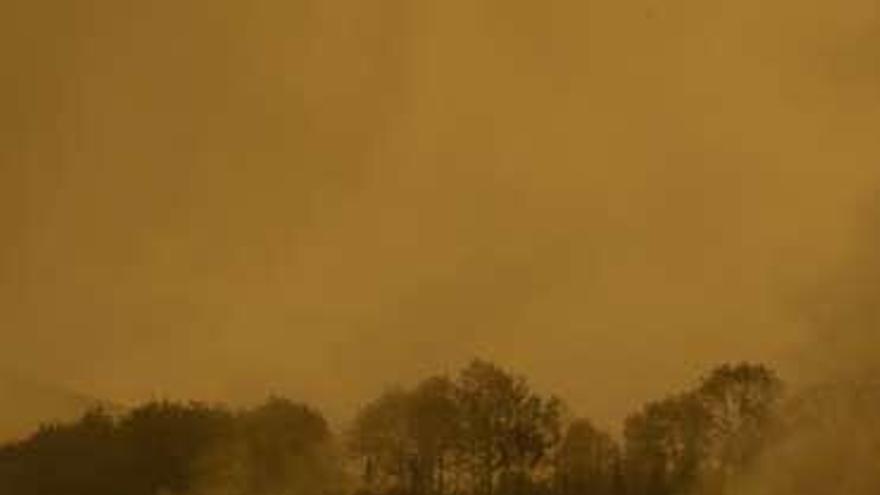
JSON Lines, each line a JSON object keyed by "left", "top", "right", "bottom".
{"left": 0, "top": 362, "right": 785, "bottom": 495}
{"left": 0, "top": 398, "right": 340, "bottom": 495}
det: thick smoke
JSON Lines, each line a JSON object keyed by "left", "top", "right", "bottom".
{"left": 731, "top": 196, "right": 880, "bottom": 495}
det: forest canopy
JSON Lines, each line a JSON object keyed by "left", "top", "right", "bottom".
{"left": 0, "top": 360, "right": 797, "bottom": 495}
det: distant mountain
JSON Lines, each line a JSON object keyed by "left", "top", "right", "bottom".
{"left": 0, "top": 371, "right": 101, "bottom": 442}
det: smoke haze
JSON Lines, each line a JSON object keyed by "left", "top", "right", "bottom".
{"left": 2, "top": 0, "right": 879, "bottom": 435}
{"left": 728, "top": 199, "right": 880, "bottom": 495}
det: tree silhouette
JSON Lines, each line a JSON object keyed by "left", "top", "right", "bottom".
{"left": 0, "top": 399, "right": 341, "bottom": 495}
{"left": 554, "top": 419, "right": 620, "bottom": 495}
{"left": 454, "top": 360, "right": 562, "bottom": 495}
{"left": 623, "top": 363, "right": 782, "bottom": 495}
{"left": 0, "top": 361, "right": 787, "bottom": 495}
{"left": 351, "top": 360, "right": 563, "bottom": 495}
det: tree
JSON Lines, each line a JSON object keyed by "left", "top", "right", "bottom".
{"left": 116, "top": 401, "right": 235, "bottom": 495}
{"left": 351, "top": 388, "right": 418, "bottom": 495}
{"left": 237, "top": 397, "right": 338, "bottom": 495}
{"left": 693, "top": 363, "right": 783, "bottom": 494}
{"left": 454, "top": 360, "right": 563, "bottom": 495}
{"left": 0, "top": 407, "right": 123, "bottom": 495}
{"left": 554, "top": 419, "right": 621, "bottom": 495}
{"left": 407, "top": 376, "right": 461, "bottom": 495}
{"left": 350, "top": 377, "right": 460, "bottom": 495}
{"left": 623, "top": 393, "right": 708, "bottom": 495}
{"left": 622, "top": 363, "right": 782, "bottom": 495}
{"left": 350, "top": 360, "right": 563, "bottom": 495}
{"left": 0, "top": 398, "right": 342, "bottom": 495}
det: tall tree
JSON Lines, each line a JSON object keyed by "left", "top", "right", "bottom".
{"left": 454, "top": 359, "right": 562, "bottom": 495}
{"left": 554, "top": 419, "right": 621, "bottom": 495}
{"left": 351, "top": 388, "right": 418, "bottom": 495}
{"left": 407, "top": 376, "right": 461, "bottom": 495}
{"left": 622, "top": 363, "right": 782, "bottom": 495}
{"left": 623, "top": 393, "right": 708, "bottom": 495}
{"left": 350, "top": 377, "right": 460, "bottom": 495}
{"left": 350, "top": 361, "right": 563, "bottom": 495}
{"left": 693, "top": 363, "right": 783, "bottom": 494}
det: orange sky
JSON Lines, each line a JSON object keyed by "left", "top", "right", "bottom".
{"left": 2, "top": 0, "right": 879, "bottom": 429}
